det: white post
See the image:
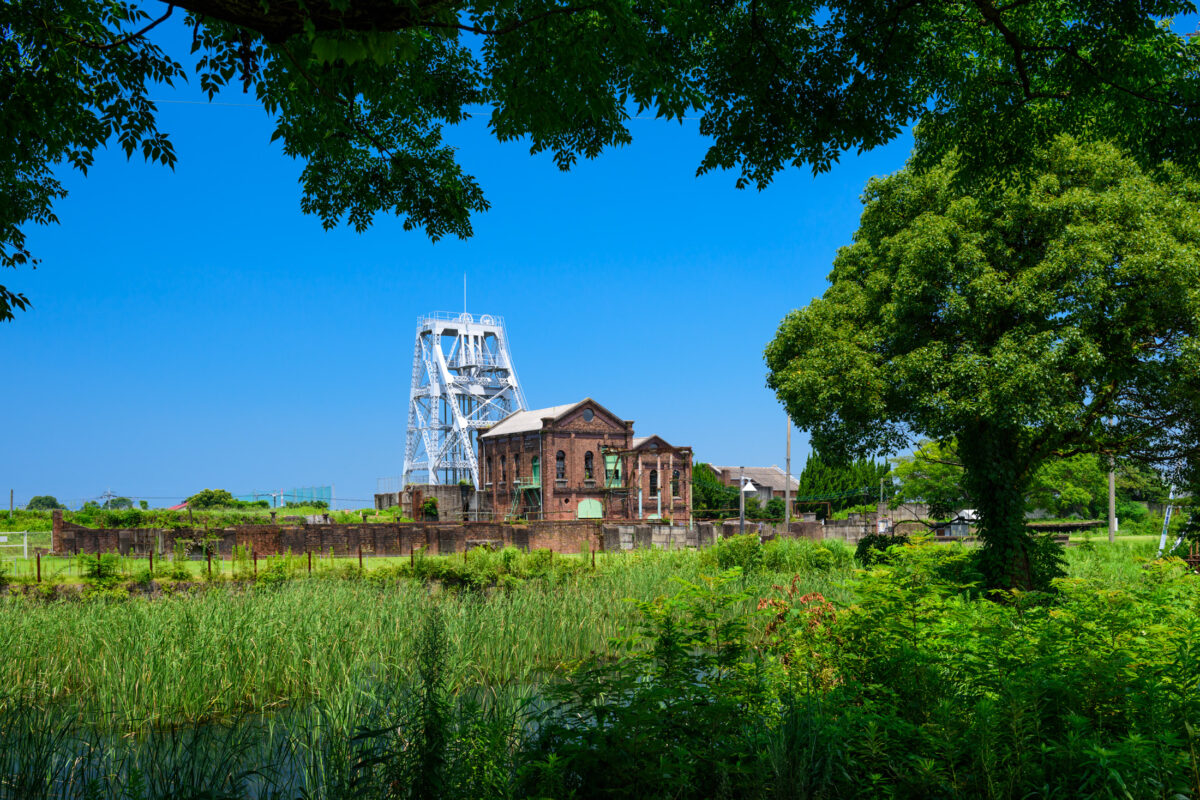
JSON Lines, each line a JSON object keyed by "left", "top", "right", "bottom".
{"left": 1157, "top": 486, "right": 1176, "bottom": 556}
{"left": 1107, "top": 457, "right": 1117, "bottom": 543}
{"left": 23, "top": 531, "right": 28, "bottom": 561}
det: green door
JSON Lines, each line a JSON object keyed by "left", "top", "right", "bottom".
{"left": 577, "top": 498, "right": 603, "bottom": 519}
{"left": 531, "top": 456, "right": 540, "bottom": 485}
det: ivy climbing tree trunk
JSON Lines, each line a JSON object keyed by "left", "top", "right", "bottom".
{"left": 959, "top": 426, "right": 1038, "bottom": 591}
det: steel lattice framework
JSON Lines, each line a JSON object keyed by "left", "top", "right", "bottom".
{"left": 402, "top": 311, "right": 526, "bottom": 488}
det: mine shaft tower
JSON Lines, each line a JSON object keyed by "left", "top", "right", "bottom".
{"left": 402, "top": 312, "right": 526, "bottom": 488}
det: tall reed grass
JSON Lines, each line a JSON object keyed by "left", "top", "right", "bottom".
{"left": 2, "top": 537, "right": 1193, "bottom": 800}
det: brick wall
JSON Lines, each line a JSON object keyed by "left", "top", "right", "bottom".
{"left": 49, "top": 517, "right": 606, "bottom": 557}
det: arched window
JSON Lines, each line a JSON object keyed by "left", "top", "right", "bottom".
{"left": 649, "top": 469, "right": 659, "bottom": 497}
{"left": 556, "top": 451, "right": 566, "bottom": 480}
{"left": 515, "top": 454, "right": 521, "bottom": 479}
{"left": 486, "top": 457, "right": 492, "bottom": 483}
{"left": 672, "top": 470, "right": 680, "bottom": 497}
{"left": 584, "top": 451, "right": 594, "bottom": 480}
{"left": 500, "top": 455, "right": 507, "bottom": 483}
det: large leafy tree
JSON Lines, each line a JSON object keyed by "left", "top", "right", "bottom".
{"left": 185, "top": 487, "right": 236, "bottom": 508}
{"left": 765, "top": 137, "right": 1200, "bottom": 590}
{"left": 692, "top": 463, "right": 739, "bottom": 519}
{"left": 26, "top": 495, "right": 66, "bottom": 510}
{"left": 4, "top": 1, "right": 1200, "bottom": 320}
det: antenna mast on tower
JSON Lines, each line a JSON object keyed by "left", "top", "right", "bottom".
{"left": 402, "top": 311, "right": 526, "bottom": 488}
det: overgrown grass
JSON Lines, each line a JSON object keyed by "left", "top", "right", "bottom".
{"left": 0, "top": 506, "right": 411, "bottom": 533}
{"left": 0, "top": 542, "right": 854, "bottom": 727}
{"left": 1, "top": 537, "right": 1196, "bottom": 799}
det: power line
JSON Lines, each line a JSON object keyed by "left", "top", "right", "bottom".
{"left": 151, "top": 97, "right": 702, "bottom": 120}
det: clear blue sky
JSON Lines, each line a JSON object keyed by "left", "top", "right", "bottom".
{"left": 5, "top": 18, "right": 925, "bottom": 508}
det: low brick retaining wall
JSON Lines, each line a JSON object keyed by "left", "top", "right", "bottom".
{"left": 51, "top": 511, "right": 604, "bottom": 557}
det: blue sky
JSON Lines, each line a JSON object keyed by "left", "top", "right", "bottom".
{"left": 9, "top": 18, "right": 924, "bottom": 508}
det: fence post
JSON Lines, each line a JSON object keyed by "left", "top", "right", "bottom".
{"left": 591, "top": 545, "right": 595, "bottom": 569}
{"left": 358, "top": 545, "right": 363, "bottom": 571}
{"left": 207, "top": 549, "right": 212, "bottom": 578}
{"left": 253, "top": 549, "right": 257, "bottom": 576}
{"left": 36, "top": 552, "right": 40, "bottom": 583}
{"left": 307, "top": 550, "right": 312, "bottom": 574}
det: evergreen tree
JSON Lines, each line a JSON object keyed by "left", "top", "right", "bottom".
{"left": 794, "top": 451, "right": 892, "bottom": 518}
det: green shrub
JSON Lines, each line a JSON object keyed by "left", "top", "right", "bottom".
{"left": 521, "top": 570, "right": 772, "bottom": 798}
{"left": 762, "top": 537, "right": 854, "bottom": 573}
{"left": 256, "top": 556, "right": 296, "bottom": 587}
{"left": 708, "top": 534, "right": 763, "bottom": 572}
{"left": 1115, "top": 499, "right": 1148, "bottom": 524}
{"left": 78, "top": 553, "right": 121, "bottom": 584}
{"left": 855, "top": 532, "right": 911, "bottom": 567}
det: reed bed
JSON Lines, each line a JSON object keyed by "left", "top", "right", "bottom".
{"left": 0, "top": 538, "right": 1194, "bottom": 800}
{"left": 0, "top": 543, "right": 853, "bottom": 727}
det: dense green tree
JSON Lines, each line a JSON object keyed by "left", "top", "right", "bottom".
{"left": 766, "top": 137, "right": 1200, "bottom": 590}
{"left": 793, "top": 450, "right": 891, "bottom": 518}
{"left": 185, "top": 488, "right": 236, "bottom": 508}
{"left": 692, "top": 464, "right": 738, "bottom": 520}
{"left": 26, "top": 495, "right": 65, "bottom": 510}
{"left": 5, "top": 0, "right": 1200, "bottom": 320}
{"left": 1027, "top": 455, "right": 1108, "bottom": 519}
{"left": 891, "top": 441, "right": 969, "bottom": 521}
{"left": 101, "top": 496, "right": 134, "bottom": 510}
{"left": 896, "top": 440, "right": 1162, "bottom": 521}
{"left": 762, "top": 497, "right": 786, "bottom": 520}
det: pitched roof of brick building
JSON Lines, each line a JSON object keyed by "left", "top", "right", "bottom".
{"left": 710, "top": 465, "right": 799, "bottom": 493}
{"left": 480, "top": 403, "right": 578, "bottom": 438}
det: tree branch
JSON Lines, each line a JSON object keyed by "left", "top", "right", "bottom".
{"left": 422, "top": 5, "right": 598, "bottom": 37}
{"left": 63, "top": 4, "right": 175, "bottom": 50}
{"left": 972, "top": 0, "right": 1198, "bottom": 110}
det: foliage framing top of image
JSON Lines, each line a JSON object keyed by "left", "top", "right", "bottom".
{"left": 3, "top": 0, "right": 1200, "bottom": 319}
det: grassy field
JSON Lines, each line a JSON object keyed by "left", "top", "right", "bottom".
{"left": 0, "top": 537, "right": 1196, "bottom": 800}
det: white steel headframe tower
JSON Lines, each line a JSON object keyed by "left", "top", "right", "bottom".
{"left": 402, "top": 312, "right": 526, "bottom": 488}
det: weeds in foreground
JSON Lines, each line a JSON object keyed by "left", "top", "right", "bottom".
{"left": 1, "top": 540, "right": 1197, "bottom": 799}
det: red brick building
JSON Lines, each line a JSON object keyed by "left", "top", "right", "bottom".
{"left": 478, "top": 398, "right": 693, "bottom": 522}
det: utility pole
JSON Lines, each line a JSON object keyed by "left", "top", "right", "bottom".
{"left": 8, "top": 489, "right": 12, "bottom": 520}
{"left": 738, "top": 466, "right": 745, "bottom": 535}
{"left": 1107, "top": 456, "right": 1117, "bottom": 544}
{"left": 784, "top": 417, "right": 791, "bottom": 530}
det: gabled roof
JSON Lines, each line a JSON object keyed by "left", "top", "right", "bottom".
{"left": 709, "top": 465, "right": 799, "bottom": 493}
{"left": 632, "top": 434, "right": 675, "bottom": 450}
{"left": 480, "top": 403, "right": 579, "bottom": 438}
{"left": 481, "top": 398, "right": 630, "bottom": 438}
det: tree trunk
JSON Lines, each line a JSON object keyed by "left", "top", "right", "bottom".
{"left": 959, "top": 427, "right": 1037, "bottom": 591}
